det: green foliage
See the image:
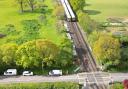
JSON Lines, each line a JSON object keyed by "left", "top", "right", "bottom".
{"left": 93, "top": 34, "right": 121, "bottom": 67}
{"left": 121, "top": 47, "right": 128, "bottom": 61}
{"left": 16, "top": 40, "right": 39, "bottom": 68}
{"left": 110, "top": 83, "right": 123, "bottom": 89}
{"left": 88, "top": 31, "right": 101, "bottom": 47}
{"left": 119, "top": 35, "right": 128, "bottom": 42}
{"left": 16, "top": 39, "right": 59, "bottom": 69}
{"left": 0, "top": 82, "right": 80, "bottom": 89}
{"left": 17, "top": 19, "right": 41, "bottom": 44}
{"left": 69, "top": 0, "right": 85, "bottom": 11}
{"left": 0, "top": 43, "right": 18, "bottom": 67}
{"left": 36, "top": 39, "right": 59, "bottom": 68}
{"left": 21, "top": 19, "right": 41, "bottom": 34}
{"left": 77, "top": 11, "right": 98, "bottom": 34}
{"left": 53, "top": 6, "right": 64, "bottom": 20}
{"left": 0, "top": 24, "right": 19, "bottom": 36}
{"left": 57, "top": 38, "right": 73, "bottom": 67}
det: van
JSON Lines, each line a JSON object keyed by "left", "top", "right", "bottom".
{"left": 49, "top": 70, "right": 62, "bottom": 76}
{"left": 4, "top": 69, "right": 17, "bottom": 76}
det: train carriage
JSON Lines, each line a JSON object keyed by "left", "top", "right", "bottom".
{"left": 64, "top": 0, "right": 76, "bottom": 21}
{"left": 60, "top": 0, "right": 76, "bottom": 21}
{"left": 60, "top": 0, "right": 72, "bottom": 21}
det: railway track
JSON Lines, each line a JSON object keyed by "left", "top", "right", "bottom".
{"left": 68, "top": 22, "right": 97, "bottom": 72}
{"left": 60, "top": 0, "right": 108, "bottom": 89}
{"left": 68, "top": 22, "right": 108, "bottom": 89}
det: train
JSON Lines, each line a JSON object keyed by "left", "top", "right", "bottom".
{"left": 60, "top": 0, "right": 76, "bottom": 22}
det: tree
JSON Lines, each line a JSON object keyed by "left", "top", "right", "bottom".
{"left": 27, "top": 0, "right": 36, "bottom": 11}
{"left": 57, "top": 38, "right": 73, "bottom": 67}
{"left": 88, "top": 31, "right": 101, "bottom": 47}
{"left": 78, "top": 11, "right": 98, "bottom": 34}
{"left": 16, "top": 40, "right": 40, "bottom": 69}
{"left": 0, "top": 43, "right": 18, "bottom": 67}
{"left": 121, "top": 47, "right": 128, "bottom": 61}
{"left": 16, "top": 0, "right": 26, "bottom": 12}
{"left": 69, "top": 0, "right": 85, "bottom": 11}
{"left": 53, "top": 6, "right": 64, "bottom": 20}
{"left": 93, "top": 34, "right": 120, "bottom": 66}
{"left": 16, "top": 39, "right": 59, "bottom": 69}
{"left": 36, "top": 39, "right": 59, "bottom": 67}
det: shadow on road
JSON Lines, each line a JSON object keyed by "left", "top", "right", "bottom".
{"left": 0, "top": 76, "right": 20, "bottom": 80}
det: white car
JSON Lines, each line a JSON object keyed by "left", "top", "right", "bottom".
{"left": 49, "top": 70, "right": 62, "bottom": 76}
{"left": 4, "top": 69, "right": 17, "bottom": 76}
{"left": 22, "top": 71, "right": 33, "bottom": 76}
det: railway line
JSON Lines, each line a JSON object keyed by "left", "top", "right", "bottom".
{"left": 68, "top": 22, "right": 97, "bottom": 72}
{"left": 60, "top": 0, "right": 108, "bottom": 89}
{"left": 68, "top": 20, "right": 107, "bottom": 89}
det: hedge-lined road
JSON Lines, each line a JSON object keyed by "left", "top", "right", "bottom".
{"left": 0, "top": 73, "right": 128, "bottom": 84}
{"left": 0, "top": 75, "right": 78, "bottom": 84}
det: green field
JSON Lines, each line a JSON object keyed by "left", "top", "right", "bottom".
{"left": 0, "top": 82, "right": 80, "bottom": 89}
{"left": 0, "top": 0, "right": 63, "bottom": 45}
{"left": 85, "top": 0, "right": 128, "bottom": 22}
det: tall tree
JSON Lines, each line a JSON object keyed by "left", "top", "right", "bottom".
{"left": 16, "top": 39, "right": 59, "bottom": 69}
{"left": 36, "top": 39, "right": 59, "bottom": 67}
{"left": 27, "top": 0, "right": 36, "bottom": 11}
{"left": 16, "top": 40, "right": 40, "bottom": 68}
{"left": 0, "top": 43, "right": 18, "bottom": 66}
{"left": 93, "top": 34, "right": 120, "bottom": 66}
{"left": 16, "top": 0, "right": 26, "bottom": 12}
{"left": 88, "top": 31, "right": 101, "bottom": 47}
{"left": 78, "top": 11, "right": 97, "bottom": 34}
{"left": 69, "top": 0, "right": 85, "bottom": 11}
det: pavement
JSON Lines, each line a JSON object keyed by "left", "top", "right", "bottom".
{"left": 0, "top": 75, "right": 78, "bottom": 84}
{"left": 0, "top": 72, "right": 128, "bottom": 84}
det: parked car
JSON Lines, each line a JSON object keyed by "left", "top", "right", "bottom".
{"left": 49, "top": 70, "right": 62, "bottom": 76}
{"left": 22, "top": 71, "right": 33, "bottom": 76}
{"left": 4, "top": 69, "right": 17, "bottom": 76}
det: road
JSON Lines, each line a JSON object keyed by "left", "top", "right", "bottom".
{"left": 0, "top": 73, "right": 127, "bottom": 84}
{"left": 0, "top": 75, "right": 78, "bottom": 84}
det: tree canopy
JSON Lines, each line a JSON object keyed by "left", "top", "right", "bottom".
{"left": 78, "top": 11, "right": 98, "bottom": 34}
{"left": 16, "top": 39, "right": 59, "bottom": 69}
{"left": 69, "top": 0, "right": 85, "bottom": 11}
{"left": 0, "top": 43, "right": 18, "bottom": 66}
{"left": 93, "top": 34, "right": 120, "bottom": 66}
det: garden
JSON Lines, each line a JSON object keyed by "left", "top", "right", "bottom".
{"left": 0, "top": 0, "right": 76, "bottom": 75}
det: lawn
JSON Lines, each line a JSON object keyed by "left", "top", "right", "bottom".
{"left": 0, "top": 82, "right": 80, "bottom": 89}
{"left": 85, "top": 0, "right": 128, "bottom": 22}
{"left": 0, "top": 0, "right": 64, "bottom": 45}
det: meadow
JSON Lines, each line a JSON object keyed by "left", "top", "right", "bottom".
{"left": 0, "top": 0, "right": 64, "bottom": 45}
{"left": 85, "top": 0, "right": 128, "bottom": 22}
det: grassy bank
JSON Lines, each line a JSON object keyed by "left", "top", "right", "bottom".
{"left": 0, "top": 82, "right": 80, "bottom": 89}
{"left": 85, "top": 0, "right": 128, "bottom": 21}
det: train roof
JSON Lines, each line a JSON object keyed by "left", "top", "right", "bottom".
{"left": 64, "top": 0, "right": 75, "bottom": 18}
{"left": 60, "top": 0, "right": 71, "bottom": 19}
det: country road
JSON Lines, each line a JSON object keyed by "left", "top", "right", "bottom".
{"left": 0, "top": 75, "right": 78, "bottom": 84}
{"left": 0, "top": 73, "right": 127, "bottom": 84}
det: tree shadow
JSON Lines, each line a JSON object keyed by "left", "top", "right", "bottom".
{"left": 85, "top": 3, "right": 91, "bottom": 7}
{"left": 83, "top": 10, "right": 101, "bottom": 15}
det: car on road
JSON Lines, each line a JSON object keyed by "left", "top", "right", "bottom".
{"left": 49, "top": 70, "right": 62, "bottom": 76}
{"left": 22, "top": 71, "right": 33, "bottom": 76}
{"left": 4, "top": 69, "right": 17, "bottom": 76}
